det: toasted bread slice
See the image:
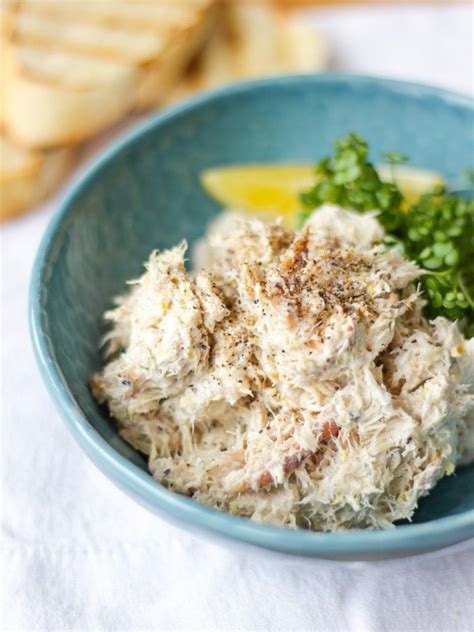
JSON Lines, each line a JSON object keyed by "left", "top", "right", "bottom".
{"left": 2, "top": 1, "right": 216, "bottom": 147}
{"left": 20, "top": 1, "right": 212, "bottom": 32}
{"left": 0, "top": 129, "right": 75, "bottom": 220}
{"left": 2, "top": 43, "right": 139, "bottom": 147}
{"left": 275, "top": 9, "right": 328, "bottom": 73}
{"left": 170, "top": 2, "right": 327, "bottom": 101}
{"left": 13, "top": 4, "right": 211, "bottom": 65}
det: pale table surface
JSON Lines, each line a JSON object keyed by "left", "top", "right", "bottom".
{"left": 2, "top": 4, "right": 473, "bottom": 631}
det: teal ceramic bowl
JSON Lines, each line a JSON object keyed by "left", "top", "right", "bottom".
{"left": 30, "top": 75, "right": 474, "bottom": 560}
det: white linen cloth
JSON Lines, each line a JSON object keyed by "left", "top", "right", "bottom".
{"left": 2, "top": 4, "right": 474, "bottom": 631}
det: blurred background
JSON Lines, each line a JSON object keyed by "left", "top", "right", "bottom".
{"left": 1, "top": 0, "right": 472, "bottom": 222}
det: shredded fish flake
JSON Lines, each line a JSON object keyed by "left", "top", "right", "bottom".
{"left": 90, "top": 207, "right": 474, "bottom": 531}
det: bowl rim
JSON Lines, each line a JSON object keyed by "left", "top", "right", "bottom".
{"left": 30, "top": 73, "right": 474, "bottom": 556}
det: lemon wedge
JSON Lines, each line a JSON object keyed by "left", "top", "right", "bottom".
{"left": 201, "top": 164, "right": 444, "bottom": 224}
{"left": 201, "top": 164, "right": 315, "bottom": 226}
{"left": 377, "top": 165, "right": 444, "bottom": 203}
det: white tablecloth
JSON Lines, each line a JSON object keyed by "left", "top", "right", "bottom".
{"left": 2, "top": 4, "right": 474, "bottom": 631}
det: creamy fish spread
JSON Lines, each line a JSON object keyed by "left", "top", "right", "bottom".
{"left": 91, "top": 206, "right": 474, "bottom": 530}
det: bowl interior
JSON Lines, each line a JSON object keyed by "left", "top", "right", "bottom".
{"left": 38, "top": 76, "right": 474, "bottom": 527}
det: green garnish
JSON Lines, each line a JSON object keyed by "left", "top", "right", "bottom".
{"left": 299, "top": 134, "right": 474, "bottom": 336}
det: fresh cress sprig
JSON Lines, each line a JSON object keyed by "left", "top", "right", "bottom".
{"left": 299, "top": 134, "right": 474, "bottom": 336}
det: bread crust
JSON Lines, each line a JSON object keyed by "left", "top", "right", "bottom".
{"left": 2, "top": 1, "right": 217, "bottom": 148}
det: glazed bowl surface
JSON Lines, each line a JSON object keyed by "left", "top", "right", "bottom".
{"left": 30, "top": 74, "right": 474, "bottom": 560}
